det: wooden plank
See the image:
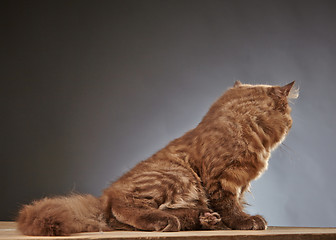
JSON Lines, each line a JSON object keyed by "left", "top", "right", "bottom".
{"left": 1, "top": 222, "right": 335, "bottom": 240}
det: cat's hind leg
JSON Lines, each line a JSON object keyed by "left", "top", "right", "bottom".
{"left": 113, "top": 206, "right": 180, "bottom": 231}
{"left": 163, "top": 208, "right": 200, "bottom": 230}
{"left": 106, "top": 196, "right": 180, "bottom": 232}
{"left": 164, "top": 208, "right": 229, "bottom": 230}
{"left": 199, "top": 212, "right": 230, "bottom": 230}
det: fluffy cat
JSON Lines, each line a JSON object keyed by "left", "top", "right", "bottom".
{"left": 17, "top": 81, "right": 298, "bottom": 235}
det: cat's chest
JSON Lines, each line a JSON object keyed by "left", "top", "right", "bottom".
{"left": 250, "top": 149, "right": 271, "bottom": 180}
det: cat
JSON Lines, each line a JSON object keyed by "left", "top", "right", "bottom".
{"left": 17, "top": 81, "right": 298, "bottom": 235}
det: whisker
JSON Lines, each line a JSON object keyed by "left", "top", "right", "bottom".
{"left": 279, "top": 142, "right": 300, "bottom": 164}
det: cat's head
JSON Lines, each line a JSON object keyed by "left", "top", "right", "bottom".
{"left": 230, "top": 80, "right": 299, "bottom": 147}
{"left": 203, "top": 81, "right": 299, "bottom": 151}
{"left": 232, "top": 80, "right": 298, "bottom": 114}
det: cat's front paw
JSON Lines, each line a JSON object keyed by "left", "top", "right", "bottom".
{"left": 230, "top": 215, "right": 267, "bottom": 230}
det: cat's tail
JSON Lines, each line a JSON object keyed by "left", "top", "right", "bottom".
{"left": 16, "top": 194, "right": 110, "bottom": 236}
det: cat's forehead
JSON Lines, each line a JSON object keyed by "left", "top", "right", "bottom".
{"left": 235, "top": 82, "right": 299, "bottom": 100}
{"left": 240, "top": 83, "right": 273, "bottom": 88}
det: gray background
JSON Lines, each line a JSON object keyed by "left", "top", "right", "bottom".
{"left": 1, "top": 0, "right": 335, "bottom": 227}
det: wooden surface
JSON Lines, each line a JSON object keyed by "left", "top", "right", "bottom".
{"left": 1, "top": 222, "right": 335, "bottom": 240}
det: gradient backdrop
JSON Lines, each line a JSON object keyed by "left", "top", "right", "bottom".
{"left": 2, "top": 0, "right": 336, "bottom": 227}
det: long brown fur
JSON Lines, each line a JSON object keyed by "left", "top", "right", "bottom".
{"left": 17, "top": 194, "right": 110, "bottom": 236}
{"left": 17, "top": 81, "right": 298, "bottom": 235}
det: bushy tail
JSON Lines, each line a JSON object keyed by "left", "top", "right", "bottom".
{"left": 17, "top": 194, "right": 110, "bottom": 236}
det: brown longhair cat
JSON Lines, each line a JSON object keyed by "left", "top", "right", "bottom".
{"left": 17, "top": 81, "right": 298, "bottom": 235}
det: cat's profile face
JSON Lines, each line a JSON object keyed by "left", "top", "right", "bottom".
{"left": 208, "top": 81, "right": 298, "bottom": 151}
{"left": 239, "top": 81, "right": 297, "bottom": 145}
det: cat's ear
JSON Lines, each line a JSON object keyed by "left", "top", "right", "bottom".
{"left": 234, "top": 80, "right": 242, "bottom": 87}
{"left": 280, "top": 81, "right": 295, "bottom": 97}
